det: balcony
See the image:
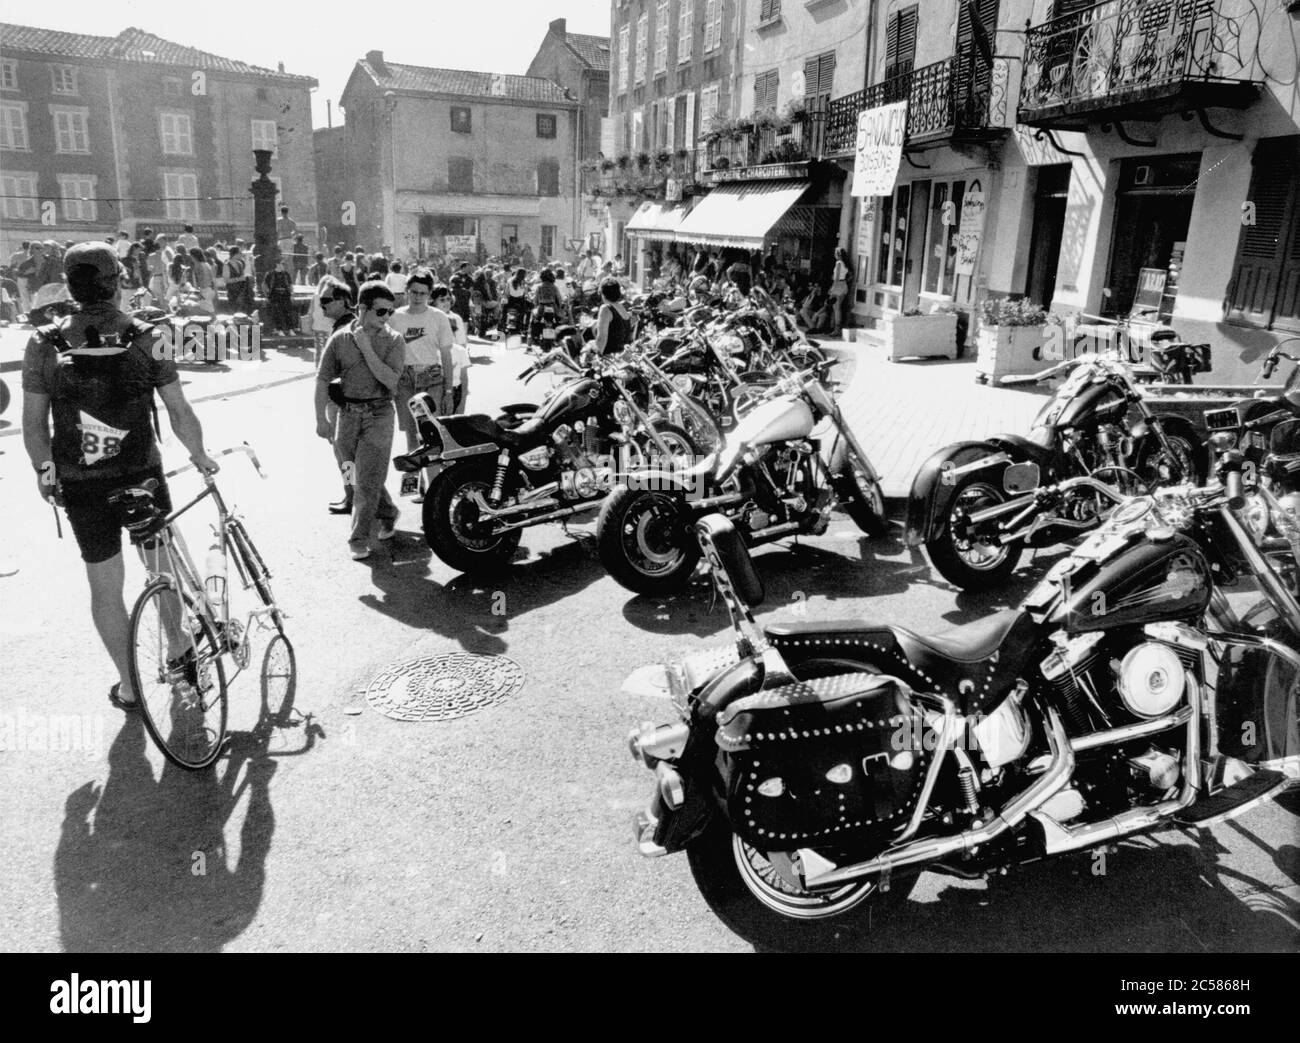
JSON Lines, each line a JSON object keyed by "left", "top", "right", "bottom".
{"left": 702, "top": 117, "right": 816, "bottom": 183}
{"left": 586, "top": 149, "right": 704, "bottom": 201}
{"left": 821, "top": 54, "right": 1016, "bottom": 157}
{"left": 1018, "top": 0, "right": 1261, "bottom": 129}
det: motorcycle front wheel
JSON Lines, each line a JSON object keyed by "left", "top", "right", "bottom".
{"left": 1135, "top": 431, "right": 1204, "bottom": 489}
{"left": 925, "top": 476, "right": 1023, "bottom": 590}
{"left": 686, "top": 816, "right": 915, "bottom": 952}
{"left": 596, "top": 486, "right": 700, "bottom": 595}
{"left": 422, "top": 463, "right": 522, "bottom": 573}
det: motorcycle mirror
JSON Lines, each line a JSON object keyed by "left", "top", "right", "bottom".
{"left": 1003, "top": 462, "right": 1041, "bottom": 495}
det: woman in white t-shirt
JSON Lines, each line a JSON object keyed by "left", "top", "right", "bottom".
{"left": 386, "top": 261, "right": 408, "bottom": 307}
{"left": 389, "top": 270, "right": 453, "bottom": 496}
{"left": 445, "top": 307, "right": 471, "bottom": 413}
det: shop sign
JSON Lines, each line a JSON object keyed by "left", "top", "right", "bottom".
{"left": 954, "top": 180, "right": 987, "bottom": 276}
{"left": 444, "top": 234, "right": 477, "bottom": 255}
{"left": 850, "top": 102, "right": 908, "bottom": 198}
{"left": 1131, "top": 267, "right": 1167, "bottom": 319}
{"left": 666, "top": 179, "right": 682, "bottom": 202}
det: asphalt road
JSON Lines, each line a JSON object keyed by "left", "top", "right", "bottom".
{"left": 0, "top": 329, "right": 1296, "bottom": 952}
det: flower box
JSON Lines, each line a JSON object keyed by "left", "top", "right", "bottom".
{"left": 880, "top": 311, "right": 958, "bottom": 361}
{"left": 974, "top": 325, "right": 1054, "bottom": 382}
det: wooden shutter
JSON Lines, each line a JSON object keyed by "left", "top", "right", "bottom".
{"left": 803, "top": 52, "right": 835, "bottom": 98}
{"left": 760, "top": 0, "right": 780, "bottom": 20}
{"left": 754, "top": 70, "right": 778, "bottom": 111}
{"left": 884, "top": 7, "right": 918, "bottom": 79}
{"left": 1225, "top": 136, "right": 1300, "bottom": 328}
{"left": 955, "top": 0, "right": 999, "bottom": 119}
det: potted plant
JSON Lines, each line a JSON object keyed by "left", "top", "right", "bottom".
{"left": 879, "top": 303, "right": 960, "bottom": 362}
{"left": 656, "top": 149, "right": 672, "bottom": 166}
{"left": 636, "top": 150, "right": 652, "bottom": 170}
{"left": 712, "top": 155, "right": 730, "bottom": 170}
{"left": 616, "top": 154, "right": 631, "bottom": 171}
{"left": 974, "top": 297, "right": 1057, "bottom": 383}
{"left": 784, "top": 98, "right": 808, "bottom": 125}
{"left": 601, "top": 158, "right": 616, "bottom": 173}
{"left": 732, "top": 117, "right": 754, "bottom": 139}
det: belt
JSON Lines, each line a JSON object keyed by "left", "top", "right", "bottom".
{"left": 341, "top": 396, "right": 390, "bottom": 409}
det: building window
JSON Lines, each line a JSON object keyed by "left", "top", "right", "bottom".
{"left": 1, "top": 60, "right": 17, "bottom": 91}
{"left": 654, "top": 2, "right": 669, "bottom": 76}
{"left": 704, "top": 0, "right": 723, "bottom": 53}
{"left": 50, "top": 65, "right": 77, "bottom": 95}
{"left": 884, "top": 6, "right": 919, "bottom": 81}
{"left": 160, "top": 111, "right": 193, "bottom": 155}
{"left": 58, "top": 174, "right": 97, "bottom": 222}
{"left": 635, "top": 13, "right": 648, "bottom": 85}
{"left": 876, "top": 184, "right": 911, "bottom": 288}
{"left": 699, "top": 82, "right": 720, "bottom": 129}
{"left": 251, "top": 118, "right": 278, "bottom": 156}
{"left": 759, "top": 0, "right": 781, "bottom": 22}
{"left": 162, "top": 76, "right": 182, "bottom": 98}
{"left": 754, "top": 70, "right": 779, "bottom": 112}
{"left": 540, "top": 224, "right": 556, "bottom": 261}
{"left": 0, "top": 101, "right": 29, "bottom": 150}
{"left": 618, "top": 24, "right": 630, "bottom": 91}
{"left": 163, "top": 171, "right": 199, "bottom": 221}
{"left": 537, "top": 159, "right": 560, "bottom": 196}
{"left": 448, "top": 157, "right": 474, "bottom": 192}
{"left": 451, "top": 106, "right": 472, "bottom": 134}
{"left": 631, "top": 107, "right": 644, "bottom": 151}
{"left": 678, "top": 0, "right": 694, "bottom": 63}
{"left": 0, "top": 171, "right": 37, "bottom": 220}
{"left": 52, "top": 106, "right": 89, "bottom": 154}
{"left": 536, "top": 113, "right": 557, "bottom": 139}
{"left": 256, "top": 87, "right": 268, "bottom": 101}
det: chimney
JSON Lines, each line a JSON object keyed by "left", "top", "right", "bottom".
{"left": 549, "top": 18, "right": 566, "bottom": 36}
{"left": 366, "top": 49, "right": 387, "bottom": 74}
{"left": 277, "top": 61, "right": 285, "bottom": 73}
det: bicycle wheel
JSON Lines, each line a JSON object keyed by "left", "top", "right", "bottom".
{"left": 228, "top": 519, "right": 284, "bottom": 634}
{"left": 129, "top": 579, "right": 229, "bottom": 771}
{"left": 259, "top": 633, "right": 297, "bottom": 728}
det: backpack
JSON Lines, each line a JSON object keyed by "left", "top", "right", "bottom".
{"left": 40, "top": 317, "right": 161, "bottom": 476}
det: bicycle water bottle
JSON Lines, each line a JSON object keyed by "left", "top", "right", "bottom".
{"left": 204, "top": 543, "right": 227, "bottom": 609}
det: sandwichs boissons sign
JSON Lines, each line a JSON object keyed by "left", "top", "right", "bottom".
{"left": 851, "top": 102, "right": 908, "bottom": 198}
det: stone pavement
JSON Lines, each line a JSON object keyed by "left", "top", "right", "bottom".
{"left": 825, "top": 337, "right": 1047, "bottom": 500}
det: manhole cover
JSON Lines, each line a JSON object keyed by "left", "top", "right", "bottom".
{"left": 364, "top": 653, "right": 525, "bottom": 722}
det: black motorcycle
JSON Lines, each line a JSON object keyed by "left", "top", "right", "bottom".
{"left": 907, "top": 351, "right": 1204, "bottom": 589}
{"left": 1203, "top": 340, "right": 1300, "bottom": 488}
{"left": 395, "top": 355, "right": 696, "bottom": 573}
{"left": 625, "top": 447, "right": 1300, "bottom": 951}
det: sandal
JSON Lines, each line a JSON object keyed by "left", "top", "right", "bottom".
{"left": 108, "top": 682, "right": 139, "bottom": 713}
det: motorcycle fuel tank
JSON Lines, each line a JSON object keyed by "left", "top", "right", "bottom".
{"left": 1052, "top": 377, "right": 1128, "bottom": 430}
{"left": 1030, "top": 522, "right": 1213, "bottom": 634}
{"left": 730, "top": 395, "right": 814, "bottom": 449}
{"left": 539, "top": 377, "right": 603, "bottom": 426}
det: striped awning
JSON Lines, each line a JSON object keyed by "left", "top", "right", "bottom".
{"left": 673, "top": 180, "right": 808, "bottom": 248}
{"left": 625, "top": 199, "right": 693, "bottom": 242}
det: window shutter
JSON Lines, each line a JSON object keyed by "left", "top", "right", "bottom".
{"left": 1052, "top": 0, "right": 1096, "bottom": 15}
{"left": 885, "top": 7, "right": 917, "bottom": 79}
{"left": 1226, "top": 137, "right": 1300, "bottom": 327}
{"left": 803, "top": 52, "right": 835, "bottom": 98}
{"left": 684, "top": 90, "right": 696, "bottom": 148}
{"left": 754, "top": 70, "right": 778, "bottom": 111}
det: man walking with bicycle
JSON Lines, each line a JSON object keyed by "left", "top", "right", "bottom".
{"left": 21, "top": 243, "right": 218, "bottom": 711}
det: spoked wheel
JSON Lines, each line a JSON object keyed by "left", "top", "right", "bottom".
{"left": 925, "top": 477, "right": 1022, "bottom": 590}
{"left": 423, "top": 463, "right": 523, "bottom": 573}
{"left": 259, "top": 633, "right": 298, "bottom": 729}
{"left": 832, "top": 452, "right": 889, "bottom": 538}
{"left": 686, "top": 815, "right": 913, "bottom": 952}
{"left": 637, "top": 422, "right": 697, "bottom": 470}
{"left": 129, "top": 581, "right": 228, "bottom": 771}
{"left": 596, "top": 487, "right": 700, "bottom": 595}
{"left": 1136, "top": 432, "right": 1204, "bottom": 490}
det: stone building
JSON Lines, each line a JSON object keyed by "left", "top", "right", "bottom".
{"left": 0, "top": 22, "right": 317, "bottom": 256}
{"left": 338, "top": 51, "right": 580, "bottom": 265}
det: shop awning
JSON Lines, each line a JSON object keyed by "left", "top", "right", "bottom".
{"left": 673, "top": 180, "right": 807, "bottom": 249}
{"left": 625, "top": 200, "right": 693, "bottom": 242}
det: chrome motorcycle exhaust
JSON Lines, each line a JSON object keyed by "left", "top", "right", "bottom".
{"left": 801, "top": 704, "right": 1074, "bottom": 889}
{"left": 1068, "top": 706, "right": 1192, "bottom": 752}
{"left": 469, "top": 483, "right": 560, "bottom": 518}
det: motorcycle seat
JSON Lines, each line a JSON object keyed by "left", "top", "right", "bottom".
{"left": 766, "top": 609, "right": 1037, "bottom": 714}
{"left": 440, "top": 412, "right": 548, "bottom": 452}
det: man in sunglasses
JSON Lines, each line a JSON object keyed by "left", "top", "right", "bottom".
{"left": 315, "top": 281, "right": 405, "bottom": 560}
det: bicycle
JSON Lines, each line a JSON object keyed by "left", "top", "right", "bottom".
{"left": 113, "top": 443, "right": 294, "bottom": 770}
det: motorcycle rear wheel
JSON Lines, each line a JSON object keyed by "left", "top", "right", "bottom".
{"left": 423, "top": 463, "right": 522, "bottom": 574}
{"left": 596, "top": 486, "right": 700, "bottom": 595}
{"left": 687, "top": 815, "right": 915, "bottom": 952}
{"left": 926, "top": 477, "right": 1023, "bottom": 590}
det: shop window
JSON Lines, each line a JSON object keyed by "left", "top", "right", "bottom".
{"left": 1225, "top": 135, "right": 1300, "bottom": 332}
{"left": 876, "top": 184, "right": 910, "bottom": 288}
{"left": 451, "top": 106, "right": 472, "bottom": 134}
{"left": 922, "top": 179, "right": 967, "bottom": 298}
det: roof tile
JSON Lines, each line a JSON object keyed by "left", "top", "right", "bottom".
{"left": 564, "top": 32, "right": 610, "bottom": 72}
{"left": 360, "top": 60, "right": 574, "bottom": 104}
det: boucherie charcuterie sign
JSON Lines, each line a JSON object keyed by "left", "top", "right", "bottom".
{"left": 851, "top": 102, "right": 908, "bottom": 198}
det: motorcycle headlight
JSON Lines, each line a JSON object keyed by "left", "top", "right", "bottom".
{"left": 613, "top": 400, "right": 633, "bottom": 425}
{"left": 671, "top": 374, "right": 696, "bottom": 395}
{"left": 715, "top": 333, "right": 746, "bottom": 356}
{"left": 519, "top": 447, "right": 551, "bottom": 470}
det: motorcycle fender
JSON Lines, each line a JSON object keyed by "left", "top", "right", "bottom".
{"left": 905, "top": 441, "right": 1011, "bottom": 546}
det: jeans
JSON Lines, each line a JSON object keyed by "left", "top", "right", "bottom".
{"left": 334, "top": 401, "right": 399, "bottom": 548}
{"left": 395, "top": 366, "right": 445, "bottom": 452}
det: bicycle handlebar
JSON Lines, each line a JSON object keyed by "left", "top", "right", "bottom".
{"left": 164, "top": 442, "right": 265, "bottom": 481}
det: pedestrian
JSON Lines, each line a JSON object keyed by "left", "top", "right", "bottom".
{"left": 340, "top": 252, "right": 360, "bottom": 300}
{"left": 276, "top": 206, "right": 298, "bottom": 257}
{"left": 189, "top": 247, "right": 216, "bottom": 312}
{"left": 828, "top": 246, "right": 852, "bottom": 336}
{"left": 114, "top": 230, "right": 132, "bottom": 261}
{"left": 385, "top": 260, "right": 408, "bottom": 307}
{"left": 313, "top": 277, "right": 358, "bottom": 515}
{"left": 176, "top": 224, "right": 200, "bottom": 254}
{"left": 21, "top": 242, "right": 218, "bottom": 710}
{"left": 224, "top": 245, "right": 253, "bottom": 314}
{"left": 10, "top": 240, "right": 33, "bottom": 314}
{"left": 328, "top": 245, "right": 345, "bottom": 280}
{"left": 292, "top": 234, "right": 310, "bottom": 285}
{"left": 368, "top": 249, "right": 389, "bottom": 280}
{"left": 444, "top": 294, "right": 472, "bottom": 415}
{"left": 308, "top": 252, "right": 329, "bottom": 286}
{"left": 314, "top": 281, "right": 405, "bottom": 560}
{"left": 586, "top": 277, "right": 633, "bottom": 360}
{"left": 391, "top": 271, "right": 453, "bottom": 497}
{"left": 263, "top": 258, "right": 297, "bottom": 335}
{"left": 449, "top": 262, "right": 473, "bottom": 324}
{"left": 520, "top": 242, "right": 535, "bottom": 269}
{"left": 502, "top": 266, "right": 530, "bottom": 334}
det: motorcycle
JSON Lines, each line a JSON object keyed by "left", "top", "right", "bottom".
{"left": 596, "top": 363, "right": 887, "bottom": 595}
{"left": 1203, "top": 340, "right": 1300, "bottom": 487}
{"left": 395, "top": 353, "right": 697, "bottom": 573}
{"left": 907, "top": 351, "right": 1205, "bottom": 590}
{"left": 624, "top": 448, "right": 1300, "bottom": 951}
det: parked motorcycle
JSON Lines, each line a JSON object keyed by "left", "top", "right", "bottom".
{"left": 395, "top": 354, "right": 697, "bottom": 573}
{"left": 596, "top": 362, "right": 887, "bottom": 595}
{"left": 624, "top": 445, "right": 1299, "bottom": 950}
{"left": 907, "top": 351, "right": 1204, "bottom": 590}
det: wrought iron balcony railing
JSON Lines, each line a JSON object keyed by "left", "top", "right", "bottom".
{"left": 821, "top": 54, "right": 1014, "bottom": 157}
{"left": 1019, "top": 0, "right": 1260, "bottom": 127}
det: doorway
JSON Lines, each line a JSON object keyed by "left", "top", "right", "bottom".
{"left": 902, "top": 179, "right": 931, "bottom": 310}
{"left": 1025, "top": 163, "right": 1070, "bottom": 308}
